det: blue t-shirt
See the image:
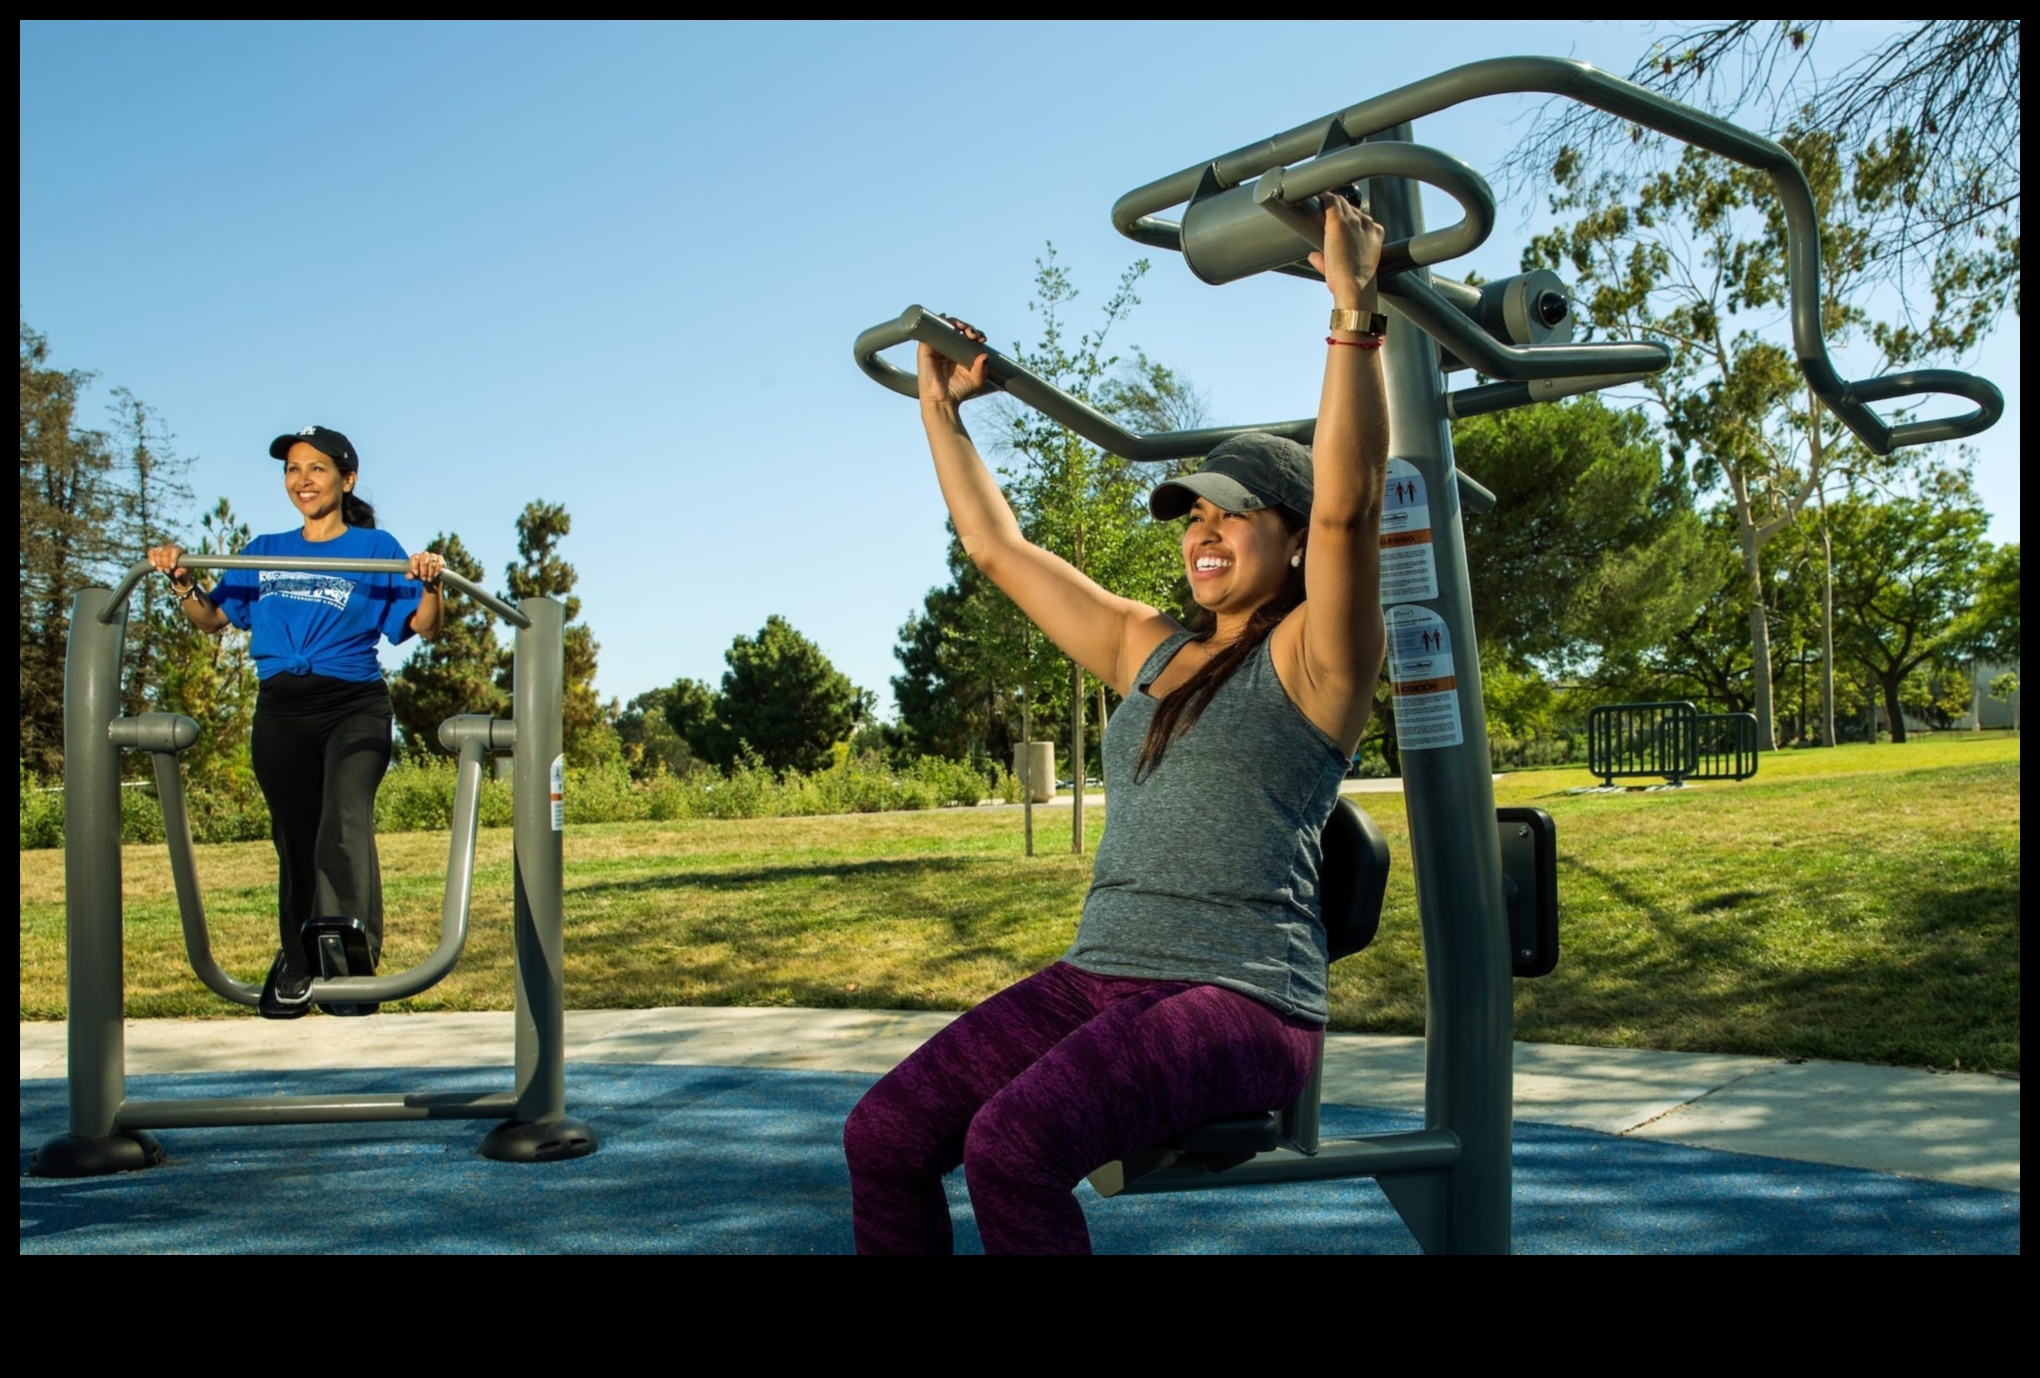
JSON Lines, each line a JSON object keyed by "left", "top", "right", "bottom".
{"left": 213, "top": 528, "right": 423, "bottom": 682}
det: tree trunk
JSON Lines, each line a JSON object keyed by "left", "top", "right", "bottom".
{"left": 1021, "top": 628, "right": 1033, "bottom": 857}
{"left": 1882, "top": 676, "right": 1909, "bottom": 745}
{"left": 1070, "top": 659, "right": 1085, "bottom": 855}
{"left": 1096, "top": 683, "right": 1108, "bottom": 774}
{"left": 1818, "top": 496, "right": 1837, "bottom": 748}
{"left": 1742, "top": 525, "right": 1777, "bottom": 751}
{"left": 1807, "top": 391, "right": 1837, "bottom": 749}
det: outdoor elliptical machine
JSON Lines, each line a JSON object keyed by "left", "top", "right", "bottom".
{"left": 853, "top": 55, "right": 2003, "bottom": 1254}
{"left": 32, "top": 555, "right": 598, "bottom": 1176}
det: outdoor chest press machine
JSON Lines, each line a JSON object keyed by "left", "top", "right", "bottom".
{"left": 33, "top": 560, "right": 597, "bottom": 1177}
{"left": 853, "top": 56, "right": 2003, "bottom": 1254}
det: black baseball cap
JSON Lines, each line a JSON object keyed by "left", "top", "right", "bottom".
{"left": 1149, "top": 432, "right": 1314, "bottom": 520}
{"left": 269, "top": 425, "right": 359, "bottom": 471}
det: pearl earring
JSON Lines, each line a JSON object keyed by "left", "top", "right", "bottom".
{"left": 1290, "top": 553, "right": 1302, "bottom": 568}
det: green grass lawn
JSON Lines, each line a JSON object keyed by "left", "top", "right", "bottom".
{"left": 18, "top": 733, "right": 2019, "bottom": 1073}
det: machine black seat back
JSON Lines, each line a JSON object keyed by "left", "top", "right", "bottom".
{"left": 1319, "top": 795, "right": 1390, "bottom": 963}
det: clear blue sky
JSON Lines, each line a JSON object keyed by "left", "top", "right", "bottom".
{"left": 20, "top": 21, "right": 2020, "bottom": 715}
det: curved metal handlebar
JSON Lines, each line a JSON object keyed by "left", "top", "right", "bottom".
{"left": 852, "top": 305, "right": 1497, "bottom": 514}
{"left": 1112, "top": 55, "right": 2002, "bottom": 454}
{"left": 1384, "top": 272, "right": 1670, "bottom": 381}
{"left": 120, "top": 710, "right": 496, "bottom": 1008}
{"left": 1181, "top": 141, "right": 1497, "bottom": 284}
{"left": 853, "top": 305, "right": 1318, "bottom": 459}
{"left": 103, "top": 555, "right": 531, "bottom": 629}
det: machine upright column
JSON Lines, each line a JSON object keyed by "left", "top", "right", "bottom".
{"left": 32, "top": 587, "right": 163, "bottom": 1176}
{"left": 1368, "top": 131, "right": 1514, "bottom": 1254}
{"left": 483, "top": 595, "right": 596, "bottom": 1161}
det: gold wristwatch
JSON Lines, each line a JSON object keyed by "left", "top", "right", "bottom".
{"left": 1329, "top": 307, "right": 1388, "bottom": 336}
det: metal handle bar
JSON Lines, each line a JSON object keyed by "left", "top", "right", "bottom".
{"left": 116, "top": 711, "right": 493, "bottom": 1008}
{"left": 1112, "top": 54, "right": 2002, "bottom": 455}
{"left": 853, "top": 304, "right": 1497, "bottom": 513}
{"left": 303, "top": 721, "right": 493, "bottom": 1005}
{"left": 104, "top": 555, "right": 530, "bottom": 629}
{"left": 1179, "top": 134, "right": 1672, "bottom": 380}
{"left": 1386, "top": 272, "right": 1671, "bottom": 381}
{"left": 1196, "top": 141, "right": 1497, "bottom": 281}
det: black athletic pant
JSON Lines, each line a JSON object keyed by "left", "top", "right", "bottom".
{"left": 249, "top": 677, "right": 395, "bottom": 973}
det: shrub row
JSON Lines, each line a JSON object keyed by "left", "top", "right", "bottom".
{"left": 1489, "top": 733, "right": 1585, "bottom": 772}
{"left": 20, "top": 754, "right": 1023, "bottom": 849}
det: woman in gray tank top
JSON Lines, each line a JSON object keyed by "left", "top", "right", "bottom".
{"left": 844, "top": 192, "right": 1391, "bottom": 1254}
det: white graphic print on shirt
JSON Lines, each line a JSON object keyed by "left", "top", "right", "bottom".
{"left": 260, "top": 570, "right": 354, "bottom": 611}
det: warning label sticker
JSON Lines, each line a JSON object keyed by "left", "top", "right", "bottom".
{"left": 550, "top": 755, "right": 566, "bottom": 831}
{"left": 1379, "top": 458, "right": 1437, "bottom": 603}
{"left": 1384, "top": 604, "right": 1464, "bottom": 750}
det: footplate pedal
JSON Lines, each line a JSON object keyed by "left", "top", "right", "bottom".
{"left": 301, "top": 917, "right": 379, "bottom": 1016}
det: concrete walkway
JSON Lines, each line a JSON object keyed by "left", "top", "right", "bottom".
{"left": 998, "top": 777, "right": 1479, "bottom": 809}
{"left": 18, "top": 1007, "right": 2018, "bottom": 1192}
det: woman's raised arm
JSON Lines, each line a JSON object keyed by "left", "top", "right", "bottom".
{"left": 918, "top": 321, "right": 1175, "bottom": 698}
{"left": 1274, "top": 196, "right": 1391, "bottom": 751}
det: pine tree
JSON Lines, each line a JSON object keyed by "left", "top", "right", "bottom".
{"left": 107, "top": 386, "right": 194, "bottom": 721}
{"left": 388, "top": 532, "right": 507, "bottom": 755}
{"left": 155, "top": 499, "right": 260, "bottom": 796}
{"left": 500, "top": 501, "right": 605, "bottom": 764}
{"left": 695, "top": 616, "right": 858, "bottom": 774}
{"left": 19, "top": 320, "right": 114, "bottom": 775}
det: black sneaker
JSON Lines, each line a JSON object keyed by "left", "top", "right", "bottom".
{"left": 258, "top": 950, "right": 314, "bottom": 1020}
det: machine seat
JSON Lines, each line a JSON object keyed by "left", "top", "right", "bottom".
{"left": 1126, "top": 797, "right": 1391, "bottom": 1175}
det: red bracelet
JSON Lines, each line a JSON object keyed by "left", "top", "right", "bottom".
{"left": 1326, "top": 334, "right": 1384, "bottom": 350}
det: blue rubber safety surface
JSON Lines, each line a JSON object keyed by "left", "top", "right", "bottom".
{"left": 20, "top": 1065, "right": 2019, "bottom": 1255}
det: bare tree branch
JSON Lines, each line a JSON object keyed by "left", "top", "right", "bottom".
{"left": 1509, "top": 21, "right": 2020, "bottom": 323}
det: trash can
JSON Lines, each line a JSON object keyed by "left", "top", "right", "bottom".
{"left": 1014, "top": 741, "right": 1056, "bottom": 803}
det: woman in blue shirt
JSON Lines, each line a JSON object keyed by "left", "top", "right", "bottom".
{"left": 150, "top": 425, "right": 444, "bottom": 1018}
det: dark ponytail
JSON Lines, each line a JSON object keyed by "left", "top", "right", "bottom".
{"left": 342, "top": 490, "right": 376, "bottom": 529}
{"left": 1134, "top": 505, "right": 1308, "bottom": 781}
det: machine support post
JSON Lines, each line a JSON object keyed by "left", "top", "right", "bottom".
{"left": 64, "top": 586, "right": 128, "bottom": 1140}
{"left": 484, "top": 596, "right": 596, "bottom": 1161}
{"left": 32, "top": 587, "right": 163, "bottom": 1175}
{"left": 1370, "top": 131, "right": 1514, "bottom": 1254}
{"left": 513, "top": 596, "right": 564, "bottom": 1120}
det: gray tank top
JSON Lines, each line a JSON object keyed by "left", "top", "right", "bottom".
{"left": 1063, "top": 627, "right": 1352, "bottom": 1022}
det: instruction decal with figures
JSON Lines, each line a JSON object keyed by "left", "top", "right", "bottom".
{"left": 551, "top": 755, "right": 565, "bottom": 831}
{"left": 1378, "top": 458, "right": 1438, "bottom": 603}
{"left": 1384, "top": 604, "right": 1464, "bottom": 750}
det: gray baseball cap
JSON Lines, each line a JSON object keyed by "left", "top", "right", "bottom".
{"left": 1149, "top": 432, "right": 1314, "bottom": 520}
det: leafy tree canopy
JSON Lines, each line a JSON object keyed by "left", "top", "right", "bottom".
{"left": 389, "top": 532, "right": 506, "bottom": 756}
{"left": 1829, "top": 480, "right": 1992, "bottom": 743}
{"left": 684, "top": 616, "right": 860, "bottom": 775}
{"left": 614, "top": 685, "right": 697, "bottom": 779}
{"left": 1951, "top": 542, "right": 2020, "bottom": 663}
{"left": 1454, "top": 396, "right": 1712, "bottom": 674}
{"left": 498, "top": 500, "right": 605, "bottom": 765}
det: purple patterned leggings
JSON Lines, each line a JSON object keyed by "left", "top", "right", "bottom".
{"left": 842, "top": 961, "right": 1322, "bottom": 1254}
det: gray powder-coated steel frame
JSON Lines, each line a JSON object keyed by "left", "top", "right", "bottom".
{"left": 852, "top": 56, "right": 2002, "bottom": 1255}
{"left": 32, "top": 556, "right": 595, "bottom": 1175}
{"left": 1109, "top": 55, "right": 2002, "bottom": 456}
